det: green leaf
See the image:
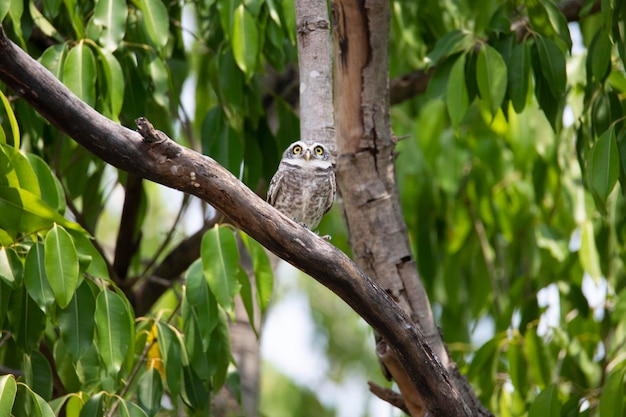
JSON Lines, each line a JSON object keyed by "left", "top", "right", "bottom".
{"left": 118, "top": 399, "right": 149, "bottom": 417}
{"left": 58, "top": 281, "right": 96, "bottom": 362}
{"left": 69, "top": 230, "right": 110, "bottom": 280}
{"left": 137, "top": 0, "right": 169, "bottom": 50}
{"left": 0, "top": 144, "right": 41, "bottom": 196}
{"left": 156, "top": 322, "right": 185, "bottom": 399}
{"left": 599, "top": 367, "right": 626, "bottom": 417}
{"left": 25, "top": 154, "right": 66, "bottom": 214}
{"left": 0, "top": 375, "right": 17, "bottom": 417}
{"left": 535, "top": 36, "right": 566, "bottom": 98}
{"left": 146, "top": 55, "right": 169, "bottom": 108}
{"left": 236, "top": 266, "right": 256, "bottom": 335}
{"left": 181, "top": 365, "right": 209, "bottom": 412}
{"left": 201, "top": 226, "right": 242, "bottom": 311}
{"left": 24, "top": 351, "right": 53, "bottom": 401}
{"left": 476, "top": 44, "right": 507, "bottom": 117}
{"left": 587, "top": 30, "right": 613, "bottom": 84}
{"left": 586, "top": 128, "right": 619, "bottom": 208}
{"left": 92, "top": 0, "right": 128, "bottom": 52}
{"left": 201, "top": 107, "right": 244, "bottom": 177}
{"left": 95, "top": 289, "right": 133, "bottom": 376}
{"left": 28, "top": 1, "right": 62, "bottom": 42}
{"left": 16, "top": 383, "right": 55, "bottom": 417}
{"left": 446, "top": 53, "right": 469, "bottom": 128}
{"left": 79, "top": 392, "right": 104, "bottom": 417}
{"left": 506, "top": 339, "right": 528, "bottom": 395}
{"left": 184, "top": 259, "right": 218, "bottom": 349}
{"left": 39, "top": 43, "right": 67, "bottom": 80}
{"left": 24, "top": 242, "right": 55, "bottom": 308}
{"left": 0, "top": 0, "right": 10, "bottom": 21}
{"left": 240, "top": 233, "right": 273, "bottom": 314}
{"left": 579, "top": 220, "right": 603, "bottom": 282}
{"left": 95, "top": 46, "right": 125, "bottom": 120}
{"left": 524, "top": 327, "right": 553, "bottom": 388}
{"left": 0, "top": 247, "right": 22, "bottom": 288}
{"left": 7, "top": 288, "right": 46, "bottom": 352}
{"left": 0, "top": 90, "right": 20, "bottom": 148}
{"left": 426, "top": 29, "right": 474, "bottom": 66}
{"left": 45, "top": 224, "right": 80, "bottom": 308}
{"left": 62, "top": 41, "right": 97, "bottom": 107}
{"left": 232, "top": 4, "right": 259, "bottom": 78}
{"left": 137, "top": 368, "right": 163, "bottom": 417}
{"left": 206, "top": 308, "right": 231, "bottom": 390}
{"left": 529, "top": 384, "right": 560, "bottom": 417}
{"left": 507, "top": 41, "right": 531, "bottom": 113}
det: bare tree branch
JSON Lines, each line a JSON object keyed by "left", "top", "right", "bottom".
{"left": 0, "top": 25, "right": 472, "bottom": 416}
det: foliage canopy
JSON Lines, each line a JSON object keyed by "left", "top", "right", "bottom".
{"left": 1, "top": 0, "right": 626, "bottom": 415}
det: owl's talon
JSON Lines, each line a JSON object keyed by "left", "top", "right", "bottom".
{"left": 321, "top": 234, "right": 332, "bottom": 241}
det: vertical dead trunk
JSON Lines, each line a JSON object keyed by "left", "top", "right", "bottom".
{"left": 330, "top": 1, "right": 490, "bottom": 415}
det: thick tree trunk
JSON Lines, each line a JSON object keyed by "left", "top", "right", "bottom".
{"left": 330, "top": 1, "right": 490, "bottom": 415}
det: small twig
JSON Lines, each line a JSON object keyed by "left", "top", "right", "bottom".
{"left": 368, "top": 381, "right": 410, "bottom": 414}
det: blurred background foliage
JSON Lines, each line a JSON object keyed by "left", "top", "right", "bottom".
{"left": 1, "top": 0, "right": 626, "bottom": 415}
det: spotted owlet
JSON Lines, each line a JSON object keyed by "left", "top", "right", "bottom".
{"left": 267, "top": 141, "right": 336, "bottom": 230}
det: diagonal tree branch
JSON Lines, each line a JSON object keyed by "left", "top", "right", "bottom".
{"left": 0, "top": 25, "right": 471, "bottom": 416}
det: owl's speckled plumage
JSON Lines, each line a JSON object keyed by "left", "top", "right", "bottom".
{"left": 267, "top": 141, "right": 336, "bottom": 230}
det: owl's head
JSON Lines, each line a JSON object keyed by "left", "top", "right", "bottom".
{"left": 282, "top": 141, "right": 332, "bottom": 168}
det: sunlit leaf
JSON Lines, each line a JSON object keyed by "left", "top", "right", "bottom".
{"left": 156, "top": 321, "right": 185, "bottom": 399}
{"left": 426, "top": 29, "right": 474, "bottom": 66}
{"left": 232, "top": 4, "right": 259, "bottom": 77}
{"left": 0, "top": 247, "right": 22, "bottom": 288}
{"left": 580, "top": 220, "right": 603, "bottom": 282}
{"left": 137, "top": 0, "right": 169, "bottom": 50}
{"left": 92, "top": 0, "right": 127, "bottom": 52}
{"left": 0, "top": 144, "right": 40, "bottom": 196}
{"left": 45, "top": 224, "right": 80, "bottom": 309}
{"left": 240, "top": 232, "right": 274, "bottom": 314}
{"left": 25, "top": 154, "right": 66, "bottom": 214}
{"left": 0, "top": 375, "right": 17, "bottom": 417}
{"left": 0, "top": 90, "right": 19, "bottom": 148}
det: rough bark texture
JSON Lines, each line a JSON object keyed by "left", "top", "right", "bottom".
{"left": 0, "top": 25, "right": 473, "bottom": 416}
{"left": 330, "top": 1, "right": 490, "bottom": 416}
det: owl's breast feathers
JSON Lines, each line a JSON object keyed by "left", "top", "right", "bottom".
{"left": 267, "top": 161, "right": 335, "bottom": 229}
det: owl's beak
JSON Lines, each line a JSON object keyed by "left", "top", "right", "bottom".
{"left": 304, "top": 149, "right": 312, "bottom": 161}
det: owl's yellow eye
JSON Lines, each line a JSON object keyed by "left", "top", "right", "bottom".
{"left": 314, "top": 146, "right": 324, "bottom": 155}
{"left": 293, "top": 145, "right": 302, "bottom": 154}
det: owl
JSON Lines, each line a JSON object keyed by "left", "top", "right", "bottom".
{"left": 267, "top": 141, "right": 336, "bottom": 230}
